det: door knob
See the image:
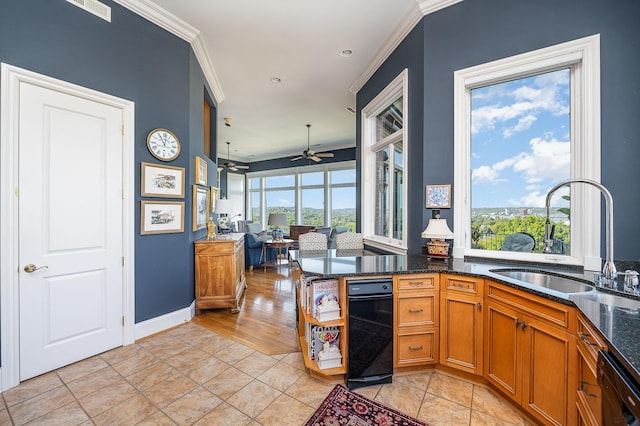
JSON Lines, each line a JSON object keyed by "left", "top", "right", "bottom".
{"left": 24, "top": 264, "right": 48, "bottom": 273}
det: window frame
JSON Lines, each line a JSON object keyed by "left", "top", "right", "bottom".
{"left": 246, "top": 161, "right": 356, "bottom": 229}
{"left": 453, "top": 35, "right": 601, "bottom": 270}
{"left": 361, "top": 69, "right": 409, "bottom": 254}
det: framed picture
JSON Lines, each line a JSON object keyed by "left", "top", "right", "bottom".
{"left": 195, "top": 156, "right": 207, "bottom": 186}
{"left": 210, "top": 186, "right": 219, "bottom": 212}
{"left": 140, "top": 201, "right": 184, "bottom": 235}
{"left": 140, "top": 162, "right": 185, "bottom": 198}
{"left": 426, "top": 184, "right": 451, "bottom": 208}
{"left": 193, "top": 185, "right": 210, "bottom": 231}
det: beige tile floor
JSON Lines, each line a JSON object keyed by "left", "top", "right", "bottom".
{"left": 0, "top": 323, "right": 534, "bottom": 425}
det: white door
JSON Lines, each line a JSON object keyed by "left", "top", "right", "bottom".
{"left": 18, "top": 82, "right": 124, "bottom": 380}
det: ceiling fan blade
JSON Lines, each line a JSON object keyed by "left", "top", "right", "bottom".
{"left": 310, "top": 155, "right": 322, "bottom": 162}
{"left": 315, "top": 152, "right": 334, "bottom": 157}
{"left": 229, "top": 166, "right": 238, "bottom": 171}
{"left": 291, "top": 156, "right": 303, "bottom": 161}
{"left": 237, "top": 165, "right": 250, "bottom": 169}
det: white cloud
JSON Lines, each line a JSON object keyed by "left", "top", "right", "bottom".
{"left": 472, "top": 165, "right": 502, "bottom": 184}
{"left": 513, "top": 137, "right": 570, "bottom": 183}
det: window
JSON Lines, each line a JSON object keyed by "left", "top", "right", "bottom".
{"left": 453, "top": 35, "right": 602, "bottom": 270}
{"left": 361, "top": 69, "right": 408, "bottom": 254}
{"left": 247, "top": 161, "right": 356, "bottom": 232}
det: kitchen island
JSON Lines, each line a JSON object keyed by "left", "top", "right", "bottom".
{"left": 291, "top": 250, "right": 640, "bottom": 425}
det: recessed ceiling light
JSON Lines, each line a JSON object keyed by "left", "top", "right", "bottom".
{"left": 345, "top": 107, "right": 356, "bottom": 114}
{"left": 340, "top": 49, "right": 353, "bottom": 57}
{"left": 270, "top": 77, "right": 282, "bottom": 83}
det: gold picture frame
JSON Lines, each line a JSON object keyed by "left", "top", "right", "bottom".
{"left": 426, "top": 184, "right": 451, "bottom": 208}
{"left": 192, "top": 185, "right": 209, "bottom": 231}
{"left": 210, "top": 186, "right": 219, "bottom": 212}
{"left": 195, "top": 156, "right": 207, "bottom": 186}
{"left": 140, "top": 162, "right": 185, "bottom": 198}
{"left": 140, "top": 201, "right": 185, "bottom": 235}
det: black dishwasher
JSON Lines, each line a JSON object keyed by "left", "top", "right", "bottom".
{"left": 346, "top": 278, "right": 393, "bottom": 390}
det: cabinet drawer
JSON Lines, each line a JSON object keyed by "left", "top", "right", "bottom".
{"left": 486, "top": 280, "right": 575, "bottom": 332}
{"left": 577, "top": 344, "right": 602, "bottom": 424}
{"left": 577, "top": 313, "right": 607, "bottom": 361}
{"left": 397, "top": 295, "right": 437, "bottom": 327}
{"left": 397, "top": 329, "right": 438, "bottom": 365}
{"left": 395, "top": 274, "right": 438, "bottom": 292}
{"left": 442, "top": 274, "right": 483, "bottom": 296}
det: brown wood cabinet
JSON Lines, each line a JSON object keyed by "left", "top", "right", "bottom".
{"left": 440, "top": 274, "right": 484, "bottom": 375}
{"left": 576, "top": 312, "right": 607, "bottom": 425}
{"left": 485, "top": 280, "right": 577, "bottom": 425}
{"left": 194, "top": 234, "right": 246, "bottom": 314}
{"left": 393, "top": 274, "right": 439, "bottom": 367}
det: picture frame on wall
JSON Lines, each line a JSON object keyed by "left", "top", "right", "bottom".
{"left": 195, "top": 156, "right": 207, "bottom": 186}
{"left": 193, "top": 185, "right": 209, "bottom": 231}
{"left": 140, "top": 162, "right": 185, "bottom": 198}
{"left": 140, "top": 201, "right": 184, "bottom": 235}
{"left": 426, "top": 184, "right": 451, "bottom": 208}
{"left": 210, "top": 186, "right": 219, "bottom": 212}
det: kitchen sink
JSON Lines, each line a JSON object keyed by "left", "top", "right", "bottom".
{"left": 570, "top": 291, "right": 640, "bottom": 313}
{"left": 490, "top": 269, "right": 594, "bottom": 294}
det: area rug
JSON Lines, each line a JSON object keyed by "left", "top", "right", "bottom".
{"left": 304, "top": 384, "right": 429, "bottom": 426}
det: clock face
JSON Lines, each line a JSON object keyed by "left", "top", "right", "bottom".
{"left": 147, "top": 128, "right": 180, "bottom": 161}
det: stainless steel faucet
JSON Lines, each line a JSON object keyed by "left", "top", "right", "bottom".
{"left": 543, "top": 178, "right": 616, "bottom": 280}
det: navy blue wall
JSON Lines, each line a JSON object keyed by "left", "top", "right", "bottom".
{"left": 0, "top": 0, "right": 218, "bottom": 327}
{"left": 358, "top": 0, "right": 640, "bottom": 259}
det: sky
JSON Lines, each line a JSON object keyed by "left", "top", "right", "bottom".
{"left": 471, "top": 68, "right": 571, "bottom": 209}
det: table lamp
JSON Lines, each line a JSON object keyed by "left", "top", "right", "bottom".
{"left": 421, "top": 210, "right": 453, "bottom": 261}
{"left": 268, "top": 213, "right": 287, "bottom": 241}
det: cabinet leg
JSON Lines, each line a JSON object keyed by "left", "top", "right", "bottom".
{"left": 231, "top": 306, "right": 240, "bottom": 314}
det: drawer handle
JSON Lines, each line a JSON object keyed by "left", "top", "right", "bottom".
{"left": 408, "top": 345, "right": 423, "bottom": 351}
{"left": 580, "top": 381, "right": 598, "bottom": 398}
{"left": 580, "top": 333, "right": 596, "bottom": 346}
{"left": 410, "top": 281, "right": 424, "bottom": 285}
{"left": 408, "top": 309, "right": 424, "bottom": 313}
{"left": 477, "top": 302, "right": 482, "bottom": 311}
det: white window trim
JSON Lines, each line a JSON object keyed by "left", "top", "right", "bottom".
{"left": 361, "top": 69, "right": 409, "bottom": 254}
{"left": 246, "top": 161, "right": 356, "bottom": 227}
{"left": 453, "top": 34, "right": 601, "bottom": 270}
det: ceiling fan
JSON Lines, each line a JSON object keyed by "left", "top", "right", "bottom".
{"left": 222, "top": 141, "right": 249, "bottom": 171}
{"left": 291, "top": 124, "right": 335, "bottom": 162}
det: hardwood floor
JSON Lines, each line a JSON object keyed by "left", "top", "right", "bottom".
{"left": 193, "top": 264, "right": 301, "bottom": 355}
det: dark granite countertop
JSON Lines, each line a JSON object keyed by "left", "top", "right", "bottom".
{"left": 291, "top": 250, "right": 640, "bottom": 385}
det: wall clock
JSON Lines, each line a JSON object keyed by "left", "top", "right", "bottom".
{"left": 146, "top": 128, "right": 181, "bottom": 161}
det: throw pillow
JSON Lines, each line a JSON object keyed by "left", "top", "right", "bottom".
{"left": 246, "top": 223, "right": 263, "bottom": 234}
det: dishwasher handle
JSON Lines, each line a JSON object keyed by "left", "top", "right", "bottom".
{"left": 347, "top": 293, "right": 393, "bottom": 301}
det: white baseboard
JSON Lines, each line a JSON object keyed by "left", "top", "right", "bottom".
{"left": 133, "top": 301, "right": 195, "bottom": 341}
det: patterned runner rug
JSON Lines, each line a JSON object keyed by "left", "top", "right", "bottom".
{"left": 304, "top": 384, "right": 429, "bottom": 426}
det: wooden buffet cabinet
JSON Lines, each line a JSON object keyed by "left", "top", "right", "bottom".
{"left": 194, "top": 234, "right": 246, "bottom": 314}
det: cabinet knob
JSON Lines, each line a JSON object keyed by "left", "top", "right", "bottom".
{"left": 477, "top": 302, "right": 482, "bottom": 311}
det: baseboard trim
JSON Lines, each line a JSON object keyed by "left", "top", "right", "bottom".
{"left": 133, "top": 302, "right": 195, "bottom": 341}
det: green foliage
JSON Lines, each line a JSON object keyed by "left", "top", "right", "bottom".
{"left": 471, "top": 214, "right": 570, "bottom": 253}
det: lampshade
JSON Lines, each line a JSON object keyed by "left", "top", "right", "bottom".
{"left": 267, "top": 213, "right": 288, "bottom": 227}
{"left": 215, "top": 198, "right": 233, "bottom": 214}
{"left": 421, "top": 218, "right": 453, "bottom": 240}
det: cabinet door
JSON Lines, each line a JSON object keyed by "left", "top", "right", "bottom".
{"left": 521, "top": 315, "right": 576, "bottom": 426}
{"left": 485, "top": 301, "right": 521, "bottom": 402}
{"left": 440, "top": 292, "right": 483, "bottom": 375}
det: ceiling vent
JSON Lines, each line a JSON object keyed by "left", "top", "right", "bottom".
{"left": 66, "top": 0, "right": 111, "bottom": 22}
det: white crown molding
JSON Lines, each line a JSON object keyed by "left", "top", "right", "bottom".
{"left": 416, "top": 0, "right": 464, "bottom": 15}
{"left": 349, "top": 0, "right": 463, "bottom": 95}
{"left": 112, "top": 0, "right": 225, "bottom": 103}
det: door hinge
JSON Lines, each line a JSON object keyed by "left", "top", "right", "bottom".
{"left": 122, "top": 316, "right": 125, "bottom": 326}
{"left": 122, "top": 256, "right": 125, "bottom": 266}
{"left": 14, "top": 187, "right": 19, "bottom": 197}
{"left": 122, "top": 189, "right": 125, "bottom": 199}
{"left": 121, "top": 124, "right": 124, "bottom": 135}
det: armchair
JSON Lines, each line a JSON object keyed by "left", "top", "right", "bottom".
{"left": 244, "top": 231, "right": 277, "bottom": 270}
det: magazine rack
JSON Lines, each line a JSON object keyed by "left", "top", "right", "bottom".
{"left": 295, "top": 271, "right": 348, "bottom": 378}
